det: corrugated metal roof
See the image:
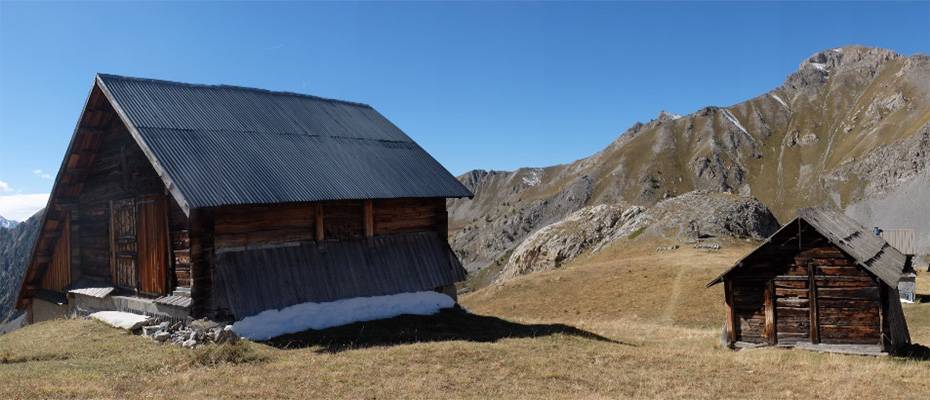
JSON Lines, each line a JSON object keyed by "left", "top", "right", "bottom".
{"left": 213, "top": 232, "right": 466, "bottom": 319}
{"left": 69, "top": 287, "right": 115, "bottom": 299}
{"left": 881, "top": 229, "right": 916, "bottom": 255}
{"left": 95, "top": 74, "right": 472, "bottom": 209}
{"left": 153, "top": 295, "right": 192, "bottom": 309}
{"left": 708, "top": 207, "right": 907, "bottom": 287}
{"left": 67, "top": 278, "right": 115, "bottom": 299}
{"left": 799, "top": 208, "right": 906, "bottom": 286}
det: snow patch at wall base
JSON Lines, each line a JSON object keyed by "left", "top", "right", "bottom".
{"left": 232, "top": 291, "right": 456, "bottom": 341}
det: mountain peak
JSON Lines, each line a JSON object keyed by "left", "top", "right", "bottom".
{"left": 0, "top": 215, "right": 18, "bottom": 229}
{"left": 799, "top": 45, "right": 901, "bottom": 73}
{"left": 656, "top": 110, "right": 682, "bottom": 121}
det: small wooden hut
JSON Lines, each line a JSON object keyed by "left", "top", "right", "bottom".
{"left": 708, "top": 208, "right": 911, "bottom": 355}
{"left": 16, "top": 74, "right": 473, "bottom": 323}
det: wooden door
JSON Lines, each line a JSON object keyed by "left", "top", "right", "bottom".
{"left": 137, "top": 195, "right": 169, "bottom": 296}
{"left": 110, "top": 199, "right": 138, "bottom": 290}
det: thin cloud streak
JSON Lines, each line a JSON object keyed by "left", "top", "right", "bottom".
{"left": 32, "top": 169, "right": 52, "bottom": 180}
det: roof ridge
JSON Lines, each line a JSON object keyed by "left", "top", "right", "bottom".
{"left": 139, "top": 125, "right": 414, "bottom": 144}
{"left": 96, "top": 73, "right": 373, "bottom": 109}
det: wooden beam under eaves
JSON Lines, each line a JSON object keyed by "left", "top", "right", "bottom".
{"left": 364, "top": 200, "right": 374, "bottom": 238}
{"left": 315, "top": 203, "right": 325, "bottom": 241}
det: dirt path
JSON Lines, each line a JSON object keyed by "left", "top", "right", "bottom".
{"left": 660, "top": 264, "right": 686, "bottom": 323}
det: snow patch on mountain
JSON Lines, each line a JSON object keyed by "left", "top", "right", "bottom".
{"left": 0, "top": 216, "right": 17, "bottom": 229}
{"left": 769, "top": 93, "right": 789, "bottom": 110}
{"left": 521, "top": 169, "right": 542, "bottom": 187}
{"left": 721, "top": 109, "right": 749, "bottom": 135}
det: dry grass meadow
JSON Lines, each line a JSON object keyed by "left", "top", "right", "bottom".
{"left": 2, "top": 242, "right": 930, "bottom": 399}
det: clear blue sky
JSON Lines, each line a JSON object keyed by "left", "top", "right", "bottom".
{"left": 1, "top": 1, "right": 928, "bottom": 220}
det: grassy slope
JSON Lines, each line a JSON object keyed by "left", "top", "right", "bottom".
{"left": 2, "top": 243, "right": 930, "bottom": 399}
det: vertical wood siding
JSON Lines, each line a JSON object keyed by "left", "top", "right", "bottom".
{"left": 137, "top": 195, "right": 169, "bottom": 295}
{"left": 80, "top": 124, "right": 165, "bottom": 282}
{"left": 41, "top": 216, "right": 71, "bottom": 291}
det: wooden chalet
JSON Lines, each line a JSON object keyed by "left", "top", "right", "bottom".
{"left": 708, "top": 208, "right": 911, "bottom": 355}
{"left": 16, "top": 74, "right": 473, "bottom": 323}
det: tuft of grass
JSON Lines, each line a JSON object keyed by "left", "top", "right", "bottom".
{"left": 0, "top": 351, "right": 69, "bottom": 364}
{"left": 627, "top": 226, "right": 647, "bottom": 240}
{"left": 186, "top": 341, "right": 268, "bottom": 367}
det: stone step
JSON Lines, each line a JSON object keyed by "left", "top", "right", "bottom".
{"left": 172, "top": 287, "right": 191, "bottom": 297}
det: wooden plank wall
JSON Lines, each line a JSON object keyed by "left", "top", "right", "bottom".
{"left": 807, "top": 247, "right": 881, "bottom": 345}
{"left": 204, "top": 197, "right": 448, "bottom": 318}
{"left": 730, "top": 281, "right": 766, "bottom": 342}
{"left": 773, "top": 262, "right": 810, "bottom": 344}
{"left": 78, "top": 125, "right": 165, "bottom": 282}
{"left": 214, "top": 203, "right": 316, "bottom": 249}
{"left": 168, "top": 197, "right": 191, "bottom": 288}
{"left": 726, "top": 220, "right": 882, "bottom": 346}
{"left": 213, "top": 198, "right": 448, "bottom": 251}
{"left": 41, "top": 216, "right": 71, "bottom": 291}
{"left": 374, "top": 198, "right": 446, "bottom": 236}
{"left": 189, "top": 209, "right": 215, "bottom": 318}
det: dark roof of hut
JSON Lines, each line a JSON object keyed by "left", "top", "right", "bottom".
{"left": 708, "top": 207, "right": 907, "bottom": 287}
{"left": 95, "top": 74, "right": 473, "bottom": 210}
{"left": 213, "top": 231, "right": 466, "bottom": 318}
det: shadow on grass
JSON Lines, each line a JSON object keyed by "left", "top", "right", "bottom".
{"left": 899, "top": 343, "right": 930, "bottom": 360}
{"left": 262, "top": 307, "right": 629, "bottom": 353}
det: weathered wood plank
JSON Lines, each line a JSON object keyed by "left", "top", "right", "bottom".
{"left": 764, "top": 280, "right": 775, "bottom": 345}
{"left": 364, "top": 200, "right": 374, "bottom": 238}
{"left": 809, "top": 260, "right": 820, "bottom": 343}
{"left": 725, "top": 280, "right": 736, "bottom": 344}
{"left": 817, "top": 287, "right": 880, "bottom": 299}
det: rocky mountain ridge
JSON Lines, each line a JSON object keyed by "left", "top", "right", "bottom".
{"left": 449, "top": 46, "right": 930, "bottom": 275}
{"left": 0, "top": 211, "right": 41, "bottom": 323}
{"left": 0, "top": 216, "right": 17, "bottom": 229}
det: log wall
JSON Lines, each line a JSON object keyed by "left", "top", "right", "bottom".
{"left": 725, "top": 221, "right": 883, "bottom": 347}
{"left": 213, "top": 198, "right": 448, "bottom": 251}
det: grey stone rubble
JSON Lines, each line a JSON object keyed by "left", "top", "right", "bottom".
{"left": 139, "top": 318, "right": 239, "bottom": 348}
{"left": 693, "top": 242, "right": 722, "bottom": 251}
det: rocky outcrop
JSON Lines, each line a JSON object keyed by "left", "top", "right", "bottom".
{"left": 496, "top": 192, "right": 779, "bottom": 282}
{"left": 497, "top": 204, "right": 646, "bottom": 281}
{"left": 636, "top": 191, "right": 781, "bottom": 242}
{"left": 449, "top": 173, "right": 593, "bottom": 271}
